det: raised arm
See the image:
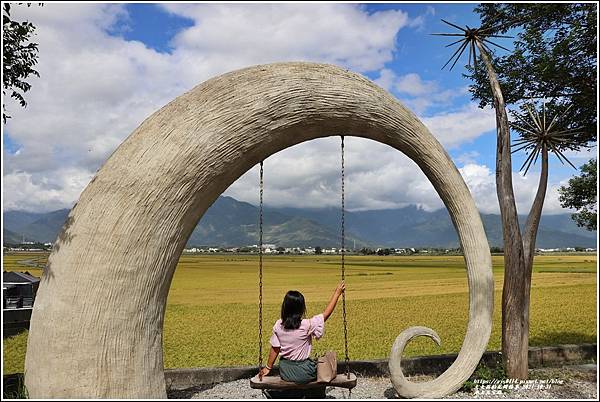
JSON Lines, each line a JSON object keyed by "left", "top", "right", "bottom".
{"left": 322, "top": 281, "right": 345, "bottom": 322}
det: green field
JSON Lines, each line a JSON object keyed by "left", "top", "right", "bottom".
{"left": 3, "top": 252, "right": 597, "bottom": 374}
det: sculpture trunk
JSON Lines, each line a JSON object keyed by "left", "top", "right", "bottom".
{"left": 24, "top": 63, "right": 494, "bottom": 398}
{"left": 522, "top": 146, "right": 550, "bottom": 354}
{"left": 476, "top": 41, "right": 529, "bottom": 379}
{"left": 524, "top": 146, "right": 549, "bottom": 269}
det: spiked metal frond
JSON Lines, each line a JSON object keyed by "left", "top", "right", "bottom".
{"left": 509, "top": 101, "right": 580, "bottom": 175}
{"left": 432, "top": 19, "right": 513, "bottom": 70}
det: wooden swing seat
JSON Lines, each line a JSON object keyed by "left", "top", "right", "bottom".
{"left": 250, "top": 373, "right": 357, "bottom": 390}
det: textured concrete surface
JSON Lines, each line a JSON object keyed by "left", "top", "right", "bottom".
{"left": 24, "top": 62, "right": 494, "bottom": 398}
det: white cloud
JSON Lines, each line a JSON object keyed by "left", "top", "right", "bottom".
{"left": 3, "top": 3, "right": 413, "bottom": 212}
{"left": 373, "top": 68, "right": 396, "bottom": 91}
{"left": 162, "top": 3, "right": 410, "bottom": 73}
{"left": 456, "top": 151, "right": 481, "bottom": 165}
{"left": 407, "top": 5, "right": 436, "bottom": 31}
{"left": 459, "top": 163, "right": 568, "bottom": 215}
{"left": 395, "top": 73, "right": 437, "bottom": 96}
{"left": 3, "top": 169, "right": 94, "bottom": 212}
{"left": 223, "top": 137, "right": 442, "bottom": 212}
{"left": 373, "top": 69, "right": 469, "bottom": 114}
{"left": 561, "top": 146, "right": 597, "bottom": 164}
{"left": 1, "top": 4, "right": 578, "bottom": 218}
{"left": 225, "top": 138, "right": 572, "bottom": 216}
{"left": 422, "top": 103, "right": 496, "bottom": 148}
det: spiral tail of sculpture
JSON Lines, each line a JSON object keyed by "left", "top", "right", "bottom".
{"left": 389, "top": 326, "right": 442, "bottom": 398}
{"left": 389, "top": 314, "right": 490, "bottom": 399}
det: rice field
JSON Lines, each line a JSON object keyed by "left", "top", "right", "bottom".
{"left": 2, "top": 252, "right": 597, "bottom": 374}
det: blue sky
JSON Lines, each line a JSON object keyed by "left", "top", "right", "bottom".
{"left": 2, "top": 3, "right": 595, "bottom": 213}
{"left": 109, "top": 3, "right": 195, "bottom": 52}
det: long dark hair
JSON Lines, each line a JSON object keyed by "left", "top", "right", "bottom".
{"left": 280, "top": 290, "right": 306, "bottom": 330}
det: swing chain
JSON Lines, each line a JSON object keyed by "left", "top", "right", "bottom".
{"left": 341, "top": 136, "right": 350, "bottom": 379}
{"left": 257, "top": 144, "right": 351, "bottom": 384}
{"left": 258, "top": 161, "right": 264, "bottom": 370}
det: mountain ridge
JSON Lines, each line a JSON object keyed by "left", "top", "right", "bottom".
{"left": 3, "top": 196, "right": 596, "bottom": 248}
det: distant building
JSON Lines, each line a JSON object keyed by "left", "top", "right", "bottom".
{"left": 3, "top": 271, "right": 40, "bottom": 337}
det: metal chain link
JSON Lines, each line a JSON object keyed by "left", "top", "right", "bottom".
{"left": 258, "top": 148, "right": 352, "bottom": 385}
{"left": 258, "top": 161, "right": 264, "bottom": 370}
{"left": 340, "top": 136, "right": 350, "bottom": 379}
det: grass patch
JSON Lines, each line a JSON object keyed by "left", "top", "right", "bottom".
{"left": 3, "top": 331, "right": 28, "bottom": 375}
{"left": 3, "top": 253, "right": 597, "bottom": 373}
{"left": 460, "top": 354, "right": 506, "bottom": 393}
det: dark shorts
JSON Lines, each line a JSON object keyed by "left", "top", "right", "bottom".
{"left": 279, "top": 357, "right": 317, "bottom": 384}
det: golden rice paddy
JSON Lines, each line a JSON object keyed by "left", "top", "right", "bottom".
{"left": 2, "top": 252, "right": 597, "bottom": 374}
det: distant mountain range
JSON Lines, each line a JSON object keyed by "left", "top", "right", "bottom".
{"left": 3, "top": 196, "right": 597, "bottom": 248}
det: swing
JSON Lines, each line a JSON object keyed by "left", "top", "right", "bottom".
{"left": 249, "top": 136, "right": 357, "bottom": 392}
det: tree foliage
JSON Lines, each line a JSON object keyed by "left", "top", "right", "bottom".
{"left": 3, "top": 3, "right": 41, "bottom": 123}
{"left": 559, "top": 158, "right": 597, "bottom": 231}
{"left": 467, "top": 3, "right": 597, "bottom": 148}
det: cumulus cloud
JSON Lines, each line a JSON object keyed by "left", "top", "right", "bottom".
{"left": 224, "top": 137, "right": 442, "bottom": 211}
{"left": 3, "top": 169, "right": 94, "bottom": 212}
{"left": 374, "top": 69, "right": 469, "bottom": 114}
{"left": 3, "top": 3, "right": 413, "bottom": 212}
{"left": 1, "top": 3, "right": 576, "bottom": 217}
{"left": 395, "top": 73, "right": 437, "bottom": 96}
{"left": 456, "top": 151, "right": 481, "bottom": 165}
{"left": 561, "top": 146, "right": 597, "bottom": 165}
{"left": 422, "top": 103, "right": 496, "bottom": 148}
{"left": 162, "top": 3, "right": 410, "bottom": 73}
{"left": 460, "top": 163, "right": 567, "bottom": 215}
{"left": 226, "top": 139, "right": 570, "bottom": 216}
{"left": 407, "top": 5, "right": 436, "bottom": 31}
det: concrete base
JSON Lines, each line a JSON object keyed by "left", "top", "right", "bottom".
{"left": 5, "top": 343, "right": 595, "bottom": 398}
{"left": 164, "top": 343, "right": 597, "bottom": 391}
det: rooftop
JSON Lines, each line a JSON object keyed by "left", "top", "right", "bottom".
{"left": 3, "top": 271, "right": 41, "bottom": 284}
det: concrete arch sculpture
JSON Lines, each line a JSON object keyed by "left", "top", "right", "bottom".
{"left": 25, "top": 62, "right": 493, "bottom": 398}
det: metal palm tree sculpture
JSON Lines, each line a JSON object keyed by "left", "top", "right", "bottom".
{"left": 432, "top": 17, "right": 582, "bottom": 381}
{"left": 510, "top": 103, "right": 579, "bottom": 174}
{"left": 433, "top": 19, "right": 580, "bottom": 177}
{"left": 432, "top": 19, "right": 512, "bottom": 70}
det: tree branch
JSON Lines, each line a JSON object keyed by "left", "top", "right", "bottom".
{"left": 523, "top": 145, "right": 549, "bottom": 266}
{"left": 476, "top": 40, "right": 524, "bottom": 251}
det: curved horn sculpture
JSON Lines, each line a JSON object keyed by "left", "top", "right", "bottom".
{"left": 24, "top": 62, "right": 493, "bottom": 398}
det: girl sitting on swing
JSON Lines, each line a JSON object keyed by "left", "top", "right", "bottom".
{"left": 258, "top": 281, "right": 346, "bottom": 384}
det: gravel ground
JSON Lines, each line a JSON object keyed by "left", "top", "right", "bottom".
{"left": 169, "top": 364, "right": 597, "bottom": 399}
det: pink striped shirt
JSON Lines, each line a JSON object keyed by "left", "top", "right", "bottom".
{"left": 269, "top": 314, "right": 325, "bottom": 360}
